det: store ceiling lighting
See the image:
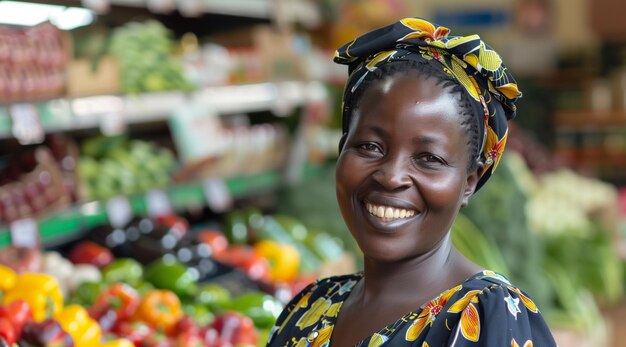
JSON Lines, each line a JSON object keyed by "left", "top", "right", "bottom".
{"left": 0, "top": 1, "right": 94, "bottom": 30}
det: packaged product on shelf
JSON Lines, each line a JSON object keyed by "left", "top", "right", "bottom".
{"left": 170, "top": 109, "right": 290, "bottom": 181}
{"left": 66, "top": 56, "right": 121, "bottom": 97}
{"left": 0, "top": 144, "right": 74, "bottom": 225}
{"left": 0, "top": 22, "right": 70, "bottom": 103}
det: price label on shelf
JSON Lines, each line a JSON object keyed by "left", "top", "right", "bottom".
{"left": 146, "top": 189, "right": 172, "bottom": 217}
{"left": 10, "top": 103, "right": 45, "bottom": 145}
{"left": 203, "top": 178, "right": 233, "bottom": 213}
{"left": 106, "top": 196, "right": 133, "bottom": 228}
{"left": 10, "top": 218, "right": 40, "bottom": 248}
{"left": 100, "top": 110, "right": 127, "bottom": 136}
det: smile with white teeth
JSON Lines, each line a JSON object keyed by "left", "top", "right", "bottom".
{"left": 365, "top": 202, "right": 416, "bottom": 220}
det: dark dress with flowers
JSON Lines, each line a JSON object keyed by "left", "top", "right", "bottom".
{"left": 266, "top": 271, "right": 557, "bottom": 347}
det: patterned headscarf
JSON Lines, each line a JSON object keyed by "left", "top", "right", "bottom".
{"left": 333, "top": 18, "right": 521, "bottom": 191}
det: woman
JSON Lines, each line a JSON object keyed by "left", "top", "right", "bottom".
{"left": 266, "top": 18, "right": 556, "bottom": 347}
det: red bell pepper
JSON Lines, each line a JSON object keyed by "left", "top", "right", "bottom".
{"left": 68, "top": 241, "right": 114, "bottom": 268}
{"left": 0, "top": 299, "right": 33, "bottom": 342}
{"left": 171, "top": 316, "right": 199, "bottom": 337}
{"left": 211, "top": 311, "right": 258, "bottom": 346}
{"left": 0, "top": 317, "right": 16, "bottom": 345}
{"left": 91, "top": 283, "right": 140, "bottom": 323}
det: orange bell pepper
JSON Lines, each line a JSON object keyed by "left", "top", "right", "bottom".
{"left": 0, "top": 265, "right": 16, "bottom": 293}
{"left": 253, "top": 240, "right": 300, "bottom": 282}
{"left": 55, "top": 304, "right": 102, "bottom": 347}
{"left": 3, "top": 273, "right": 63, "bottom": 322}
{"left": 138, "top": 289, "right": 183, "bottom": 333}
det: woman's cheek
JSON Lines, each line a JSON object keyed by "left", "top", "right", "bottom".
{"left": 421, "top": 171, "right": 466, "bottom": 208}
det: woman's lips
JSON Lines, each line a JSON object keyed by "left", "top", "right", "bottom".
{"left": 365, "top": 201, "right": 417, "bottom": 220}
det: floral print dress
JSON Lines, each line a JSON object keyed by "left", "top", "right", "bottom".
{"left": 266, "top": 271, "right": 557, "bottom": 347}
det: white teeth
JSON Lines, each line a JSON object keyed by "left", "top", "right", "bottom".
{"left": 365, "top": 203, "right": 416, "bottom": 220}
{"left": 376, "top": 206, "right": 385, "bottom": 218}
{"left": 384, "top": 207, "right": 393, "bottom": 218}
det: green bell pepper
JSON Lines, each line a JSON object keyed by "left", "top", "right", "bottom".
{"left": 131, "top": 281, "right": 155, "bottom": 297}
{"left": 71, "top": 281, "right": 104, "bottom": 306}
{"left": 144, "top": 258, "right": 197, "bottom": 298}
{"left": 230, "top": 291, "right": 283, "bottom": 329}
{"left": 183, "top": 303, "right": 215, "bottom": 327}
{"left": 195, "top": 283, "right": 231, "bottom": 311}
{"left": 102, "top": 258, "right": 144, "bottom": 286}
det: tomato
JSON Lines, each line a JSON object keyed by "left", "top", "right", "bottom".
{"left": 68, "top": 241, "right": 114, "bottom": 268}
{"left": 155, "top": 214, "right": 189, "bottom": 239}
{"left": 215, "top": 246, "right": 271, "bottom": 282}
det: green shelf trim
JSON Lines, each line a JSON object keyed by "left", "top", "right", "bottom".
{"left": 0, "top": 165, "right": 324, "bottom": 248}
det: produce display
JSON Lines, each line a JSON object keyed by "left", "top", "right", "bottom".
{"left": 0, "top": 23, "right": 68, "bottom": 103}
{"left": 77, "top": 136, "right": 177, "bottom": 200}
{"left": 0, "top": 207, "right": 349, "bottom": 346}
{"left": 109, "top": 21, "right": 194, "bottom": 94}
{"left": 0, "top": 262, "right": 267, "bottom": 346}
{"left": 0, "top": 135, "right": 78, "bottom": 224}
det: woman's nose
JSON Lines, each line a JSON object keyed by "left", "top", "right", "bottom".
{"left": 372, "top": 155, "right": 412, "bottom": 191}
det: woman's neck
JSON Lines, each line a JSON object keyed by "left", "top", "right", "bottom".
{"left": 358, "top": 232, "right": 469, "bottom": 305}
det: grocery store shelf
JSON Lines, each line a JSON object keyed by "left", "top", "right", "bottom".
{"left": 0, "top": 163, "right": 327, "bottom": 247}
{"left": 109, "top": 0, "right": 320, "bottom": 26}
{"left": 0, "top": 81, "right": 328, "bottom": 140}
{"left": 0, "top": 170, "right": 280, "bottom": 247}
{"left": 554, "top": 110, "right": 626, "bottom": 128}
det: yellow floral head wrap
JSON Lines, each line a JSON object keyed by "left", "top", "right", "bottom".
{"left": 334, "top": 18, "right": 522, "bottom": 191}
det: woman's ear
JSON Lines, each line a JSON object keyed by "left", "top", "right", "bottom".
{"left": 338, "top": 132, "right": 348, "bottom": 154}
{"left": 461, "top": 161, "right": 484, "bottom": 207}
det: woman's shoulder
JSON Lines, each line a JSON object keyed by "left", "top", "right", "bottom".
{"left": 422, "top": 270, "right": 557, "bottom": 346}
{"left": 449, "top": 270, "right": 541, "bottom": 313}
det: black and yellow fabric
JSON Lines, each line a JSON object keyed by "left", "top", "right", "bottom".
{"left": 333, "top": 18, "right": 522, "bottom": 191}
{"left": 265, "top": 271, "right": 557, "bottom": 347}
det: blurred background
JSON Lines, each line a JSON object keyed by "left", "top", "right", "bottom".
{"left": 0, "top": 0, "right": 624, "bottom": 346}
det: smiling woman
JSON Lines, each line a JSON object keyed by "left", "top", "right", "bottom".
{"left": 266, "top": 17, "right": 557, "bottom": 347}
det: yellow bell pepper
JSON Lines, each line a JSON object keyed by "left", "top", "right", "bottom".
{"left": 99, "top": 339, "right": 135, "bottom": 347}
{"left": 253, "top": 240, "right": 300, "bottom": 282}
{"left": 55, "top": 305, "right": 102, "bottom": 347}
{"left": 0, "top": 265, "right": 16, "bottom": 292}
{"left": 3, "top": 273, "right": 63, "bottom": 322}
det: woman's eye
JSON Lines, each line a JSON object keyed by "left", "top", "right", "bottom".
{"left": 415, "top": 154, "right": 446, "bottom": 166}
{"left": 359, "top": 143, "right": 381, "bottom": 152}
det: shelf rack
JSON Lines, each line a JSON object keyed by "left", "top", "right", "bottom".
{"left": 0, "top": 163, "right": 327, "bottom": 247}
{"left": 0, "top": 81, "right": 328, "bottom": 140}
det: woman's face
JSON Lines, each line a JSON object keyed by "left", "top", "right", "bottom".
{"left": 336, "top": 73, "right": 480, "bottom": 263}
